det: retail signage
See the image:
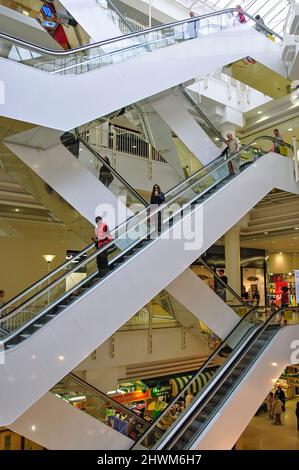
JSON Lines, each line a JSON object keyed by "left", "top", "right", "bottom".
{"left": 287, "top": 376, "right": 299, "bottom": 386}
{"left": 151, "top": 385, "right": 172, "bottom": 397}
{"left": 275, "top": 281, "right": 288, "bottom": 306}
{"left": 295, "top": 270, "right": 299, "bottom": 304}
{"left": 113, "top": 390, "right": 151, "bottom": 404}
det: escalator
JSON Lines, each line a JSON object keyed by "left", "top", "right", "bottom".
{"left": 9, "top": 372, "right": 151, "bottom": 450}
{"left": 131, "top": 306, "right": 299, "bottom": 450}
{"left": 4, "top": 132, "right": 148, "bottom": 227}
{"left": 0, "top": 8, "right": 284, "bottom": 128}
{"left": 0, "top": 136, "right": 297, "bottom": 427}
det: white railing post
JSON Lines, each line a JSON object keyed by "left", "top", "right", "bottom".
{"left": 148, "top": 142, "right": 153, "bottom": 180}
{"left": 293, "top": 136, "right": 299, "bottom": 182}
{"left": 111, "top": 125, "right": 117, "bottom": 169}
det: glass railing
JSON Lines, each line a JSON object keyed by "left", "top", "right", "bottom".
{"left": 60, "top": 132, "right": 147, "bottom": 208}
{"left": 51, "top": 372, "right": 150, "bottom": 441}
{"left": 179, "top": 86, "right": 226, "bottom": 149}
{"left": 0, "top": 8, "right": 282, "bottom": 75}
{"left": 0, "top": 136, "right": 292, "bottom": 346}
{"left": 198, "top": 257, "right": 254, "bottom": 317}
{"left": 132, "top": 305, "right": 296, "bottom": 449}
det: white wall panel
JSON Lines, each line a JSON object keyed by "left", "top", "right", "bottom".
{"left": 9, "top": 392, "right": 132, "bottom": 450}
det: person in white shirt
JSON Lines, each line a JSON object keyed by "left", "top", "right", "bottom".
{"left": 225, "top": 132, "right": 241, "bottom": 175}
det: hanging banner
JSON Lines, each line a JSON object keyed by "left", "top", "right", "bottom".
{"left": 295, "top": 270, "right": 299, "bottom": 304}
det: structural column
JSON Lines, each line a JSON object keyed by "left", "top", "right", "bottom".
{"left": 224, "top": 225, "right": 241, "bottom": 296}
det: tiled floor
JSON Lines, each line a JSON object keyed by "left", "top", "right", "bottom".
{"left": 236, "top": 398, "right": 299, "bottom": 450}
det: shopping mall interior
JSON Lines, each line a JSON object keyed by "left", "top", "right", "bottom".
{"left": 0, "top": 0, "right": 299, "bottom": 452}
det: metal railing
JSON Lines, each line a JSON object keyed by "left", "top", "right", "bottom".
{"left": 82, "top": 125, "right": 167, "bottom": 164}
{"left": 0, "top": 8, "right": 283, "bottom": 60}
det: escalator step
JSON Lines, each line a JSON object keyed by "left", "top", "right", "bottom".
{"left": 20, "top": 333, "right": 30, "bottom": 339}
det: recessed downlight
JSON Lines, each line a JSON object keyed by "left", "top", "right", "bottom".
{"left": 288, "top": 128, "right": 293, "bottom": 131}
{"left": 257, "top": 111, "right": 262, "bottom": 115}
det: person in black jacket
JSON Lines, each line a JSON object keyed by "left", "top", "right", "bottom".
{"left": 150, "top": 184, "right": 165, "bottom": 236}
{"left": 275, "top": 386, "right": 286, "bottom": 412}
{"left": 99, "top": 156, "right": 114, "bottom": 188}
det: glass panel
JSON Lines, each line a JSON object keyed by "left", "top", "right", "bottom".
{"left": 59, "top": 132, "right": 147, "bottom": 209}
{"left": 0, "top": 10, "right": 282, "bottom": 76}
{"left": 134, "top": 305, "right": 296, "bottom": 449}
{"left": 0, "top": 137, "right": 292, "bottom": 345}
{"left": 51, "top": 374, "right": 150, "bottom": 440}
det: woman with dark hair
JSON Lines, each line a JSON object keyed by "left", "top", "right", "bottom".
{"left": 150, "top": 184, "right": 165, "bottom": 206}
{"left": 150, "top": 184, "right": 165, "bottom": 236}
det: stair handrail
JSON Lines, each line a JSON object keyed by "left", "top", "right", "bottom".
{"left": 0, "top": 135, "right": 292, "bottom": 319}
{"left": 65, "top": 372, "right": 149, "bottom": 427}
{"left": 199, "top": 257, "right": 254, "bottom": 308}
{"left": 179, "top": 85, "right": 227, "bottom": 145}
{"left": 131, "top": 305, "right": 290, "bottom": 449}
{"left": 0, "top": 8, "right": 283, "bottom": 58}
{"left": 78, "top": 135, "right": 148, "bottom": 206}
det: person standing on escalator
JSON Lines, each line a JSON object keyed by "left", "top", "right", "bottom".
{"left": 150, "top": 184, "right": 165, "bottom": 236}
{"left": 99, "top": 156, "right": 114, "bottom": 189}
{"left": 93, "top": 216, "right": 112, "bottom": 277}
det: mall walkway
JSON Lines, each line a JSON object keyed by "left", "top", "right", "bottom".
{"left": 236, "top": 398, "right": 299, "bottom": 450}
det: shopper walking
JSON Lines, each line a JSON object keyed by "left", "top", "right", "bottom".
{"left": 214, "top": 269, "right": 228, "bottom": 302}
{"left": 273, "top": 397, "right": 283, "bottom": 425}
{"left": 186, "top": 11, "right": 199, "bottom": 39}
{"left": 296, "top": 402, "right": 299, "bottom": 431}
{"left": 93, "top": 216, "right": 112, "bottom": 277}
{"left": 275, "top": 386, "right": 286, "bottom": 412}
{"left": 236, "top": 5, "right": 247, "bottom": 24}
{"left": 272, "top": 129, "right": 283, "bottom": 154}
{"left": 254, "top": 15, "right": 266, "bottom": 35}
{"left": 221, "top": 133, "right": 241, "bottom": 175}
{"left": 99, "top": 156, "right": 114, "bottom": 189}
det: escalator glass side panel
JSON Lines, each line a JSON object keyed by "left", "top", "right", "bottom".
{"left": 170, "top": 308, "right": 299, "bottom": 449}
{"left": 51, "top": 373, "right": 150, "bottom": 441}
{"left": 131, "top": 306, "right": 291, "bottom": 449}
{"left": 0, "top": 9, "right": 282, "bottom": 75}
{"left": 0, "top": 137, "right": 292, "bottom": 347}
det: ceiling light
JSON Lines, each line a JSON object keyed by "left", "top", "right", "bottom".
{"left": 43, "top": 254, "right": 56, "bottom": 263}
{"left": 253, "top": 238, "right": 256, "bottom": 240}
{"left": 289, "top": 272, "right": 293, "bottom": 275}
{"left": 215, "top": 137, "right": 220, "bottom": 141}
{"left": 14, "top": 208, "right": 20, "bottom": 212}
{"left": 31, "top": 425, "right": 36, "bottom": 431}
{"left": 288, "top": 128, "right": 293, "bottom": 131}
{"left": 295, "top": 227, "right": 299, "bottom": 230}
{"left": 58, "top": 355, "right": 64, "bottom": 361}
{"left": 294, "top": 237, "right": 298, "bottom": 240}
{"left": 270, "top": 273, "right": 273, "bottom": 275}
{"left": 257, "top": 111, "right": 262, "bottom": 114}
{"left": 132, "top": 145, "right": 137, "bottom": 148}
{"left": 272, "top": 362, "right": 278, "bottom": 367}
{"left": 264, "top": 231, "right": 268, "bottom": 234}
{"left": 273, "top": 241, "right": 276, "bottom": 243}
{"left": 279, "top": 252, "right": 283, "bottom": 255}
{"left": 253, "top": 142, "right": 257, "bottom": 145}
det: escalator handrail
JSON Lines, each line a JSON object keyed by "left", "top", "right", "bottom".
{"left": 179, "top": 85, "right": 227, "bottom": 145}
{"left": 66, "top": 372, "right": 149, "bottom": 427}
{"left": 131, "top": 303, "right": 265, "bottom": 448}
{"left": 0, "top": 8, "right": 282, "bottom": 58}
{"left": 199, "top": 257, "right": 257, "bottom": 308}
{"left": 165, "top": 306, "right": 295, "bottom": 449}
{"left": 0, "top": 135, "right": 292, "bottom": 317}
{"left": 78, "top": 135, "right": 148, "bottom": 206}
